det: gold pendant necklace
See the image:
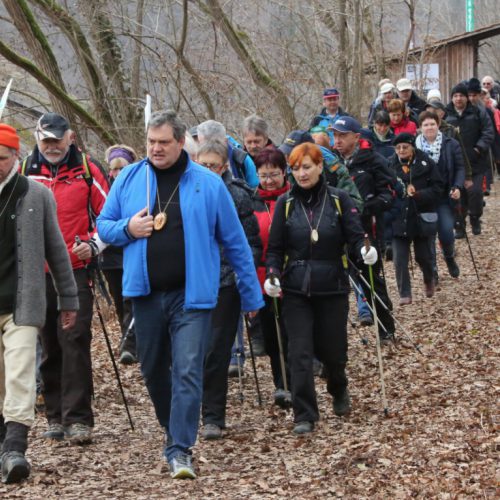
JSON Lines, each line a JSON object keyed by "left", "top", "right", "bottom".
{"left": 300, "top": 190, "right": 328, "bottom": 245}
{"left": 154, "top": 181, "right": 180, "bottom": 231}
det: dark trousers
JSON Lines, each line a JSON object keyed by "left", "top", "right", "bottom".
{"left": 358, "top": 258, "right": 395, "bottom": 336}
{"left": 282, "top": 293, "right": 349, "bottom": 423}
{"left": 259, "top": 295, "right": 289, "bottom": 390}
{"left": 392, "top": 236, "right": 434, "bottom": 298}
{"left": 459, "top": 173, "right": 485, "bottom": 219}
{"left": 103, "top": 268, "right": 135, "bottom": 353}
{"left": 40, "top": 269, "right": 94, "bottom": 426}
{"left": 202, "top": 285, "right": 241, "bottom": 428}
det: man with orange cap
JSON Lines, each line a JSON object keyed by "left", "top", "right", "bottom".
{"left": 0, "top": 123, "right": 78, "bottom": 483}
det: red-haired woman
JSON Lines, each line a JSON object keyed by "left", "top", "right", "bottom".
{"left": 265, "top": 143, "right": 376, "bottom": 434}
{"left": 388, "top": 99, "right": 417, "bottom": 136}
{"left": 253, "top": 148, "right": 291, "bottom": 408}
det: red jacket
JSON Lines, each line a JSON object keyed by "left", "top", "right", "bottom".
{"left": 22, "top": 145, "right": 109, "bottom": 269}
{"left": 254, "top": 183, "right": 290, "bottom": 290}
{"left": 391, "top": 117, "right": 417, "bottom": 136}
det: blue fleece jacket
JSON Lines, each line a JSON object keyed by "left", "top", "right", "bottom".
{"left": 96, "top": 157, "right": 264, "bottom": 312}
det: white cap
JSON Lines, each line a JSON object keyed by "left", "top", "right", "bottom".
{"left": 380, "top": 82, "right": 395, "bottom": 94}
{"left": 426, "top": 89, "right": 442, "bottom": 102}
{"left": 396, "top": 78, "right": 413, "bottom": 91}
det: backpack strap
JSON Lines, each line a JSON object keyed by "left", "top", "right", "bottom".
{"left": 20, "top": 156, "right": 31, "bottom": 176}
{"left": 328, "top": 191, "right": 348, "bottom": 270}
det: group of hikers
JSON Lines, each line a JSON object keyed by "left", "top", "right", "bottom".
{"left": 0, "top": 72, "right": 497, "bottom": 483}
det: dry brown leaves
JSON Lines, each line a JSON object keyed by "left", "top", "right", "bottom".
{"left": 1, "top": 190, "right": 499, "bottom": 499}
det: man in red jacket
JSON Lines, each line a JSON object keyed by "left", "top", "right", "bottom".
{"left": 23, "top": 113, "right": 109, "bottom": 444}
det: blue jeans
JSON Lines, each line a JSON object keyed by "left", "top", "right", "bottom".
{"left": 354, "top": 284, "right": 371, "bottom": 319}
{"left": 132, "top": 289, "right": 212, "bottom": 462}
{"left": 430, "top": 200, "right": 456, "bottom": 271}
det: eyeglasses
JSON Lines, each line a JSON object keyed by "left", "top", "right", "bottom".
{"left": 200, "top": 162, "right": 224, "bottom": 171}
{"left": 395, "top": 144, "right": 413, "bottom": 151}
{"left": 258, "top": 172, "right": 283, "bottom": 181}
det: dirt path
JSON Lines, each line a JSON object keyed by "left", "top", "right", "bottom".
{"left": 2, "top": 187, "right": 498, "bottom": 499}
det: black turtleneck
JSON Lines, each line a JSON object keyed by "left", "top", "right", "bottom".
{"left": 293, "top": 175, "right": 325, "bottom": 208}
{"left": 147, "top": 150, "right": 187, "bottom": 292}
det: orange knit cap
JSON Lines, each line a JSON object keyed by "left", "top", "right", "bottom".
{"left": 0, "top": 123, "right": 20, "bottom": 151}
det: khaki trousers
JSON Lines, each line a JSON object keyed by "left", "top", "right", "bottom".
{"left": 0, "top": 313, "right": 38, "bottom": 426}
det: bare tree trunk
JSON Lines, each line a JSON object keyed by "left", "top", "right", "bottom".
{"left": 201, "top": 0, "right": 297, "bottom": 129}
{"left": 350, "top": 0, "right": 364, "bottom": 120}
{"left": 3, "top": 0, "right": 76, "bottom": 124}
{"left": 28, "top": 0, "right": 116, "bottom": 131}
{"left": 336, "top": 0, "right": 350, "bottom": 108}
{"left": 401, "top": 0, "right": 416, "bottom": 77}
{"left": 0, "top": 38, "right": 116, "bottom": 145}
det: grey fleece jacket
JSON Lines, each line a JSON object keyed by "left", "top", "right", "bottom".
{"left": 14, "top": 176, "right": 78, "bottom": 327}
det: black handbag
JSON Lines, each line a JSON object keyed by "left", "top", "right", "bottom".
{"left": 417, "top": 212, "right": 438, "bottom": 237}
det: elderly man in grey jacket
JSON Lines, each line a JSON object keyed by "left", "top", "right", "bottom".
{"left": 0, "top": 123, "right": 78, "bottom": 484}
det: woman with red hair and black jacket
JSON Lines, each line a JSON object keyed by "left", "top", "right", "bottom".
{"left": 265, "top": 143, "right": 377, "bottom": 435}
{"left": 253, "top": 148, "right": 292, "bottom": 408}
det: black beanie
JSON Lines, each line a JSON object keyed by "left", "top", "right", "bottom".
{"left": 392, "top": 132, "right": 415, "bottom": 147}
{"left": 451, "top": 82, "right": 468, "bottom": 97}
{"left": 467, "top": 77, "right": 482, "bottom": 94}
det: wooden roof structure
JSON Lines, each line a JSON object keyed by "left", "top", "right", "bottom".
{"left": 386, "top": 22, "right": 500, "bottom": 100}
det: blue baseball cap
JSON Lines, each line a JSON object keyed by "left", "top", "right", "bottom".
{"left": 323, "top": 88, "right": 340, "bottom": 98}
{"left": 330, "top": 117, "right": 361, "bottom": 134}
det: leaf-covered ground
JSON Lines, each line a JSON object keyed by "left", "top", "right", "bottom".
{"left": 2, "top": 189, "right": 498, "bottom": 499}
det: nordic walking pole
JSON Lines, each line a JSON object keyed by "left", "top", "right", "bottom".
{"left": 233, "top": 325, "right": 245, "bottom": 403}
{"left": 269, "top": 277, "right": 289, "bottom": 394}
{"left": 463, "top": 226, "right": 480, "bottom": 281}
{"left": 77, "top": 236, "right": 134, "bottom": 430}
{"left": 243, "top": 314, "right": 262, "bottom": 406}
{"left": 364, "top": 236, "right": 389, "bottom": 417}
{"left": 92, "top": 281, "right": 135, "bottom": 430}
{"left": 348, "top": 256, "right": 423, "bottom": 355}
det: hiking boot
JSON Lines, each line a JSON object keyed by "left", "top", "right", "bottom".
{"left": 119, "top": 349, "right": 137, "bottom": 365}
{"left": 1, "top": 451, "right": 30, "bottom": 484}
{"left": 170, "top": 453, "right": 196, "bottom": 479}
{"left": 333, "top": 388, "right": 351, "bottom": 417}
{"left": 65, "top": 423, "right": 92, "bottom": 445}
{"left": 399, "top": 297, "right": 412, "bottom": 306}
{"left": 42, "top": 422, "right": 64, "bottom": 441}
{"left": 293, "top": 421, "right": 314, "bottom": 435}
{"left": 358, "top": 315, "right": 374, "bottom": 327}
{"left": 445, "top": 257, "right": 460, "bottom": 278}
{"left": 0, "top": 415, "right": 5, "bottom": 448}
{"left": 273, "top": 389, "right": 292, "bottom": 409}
{"left": 470, "top": 216, "right": 481, "bottom": 235}
{"left": 201, "top": 424, "right": 222, "bottom": 440}
{"left": 424, "top": 281, "right": 435, "bottom": 298}
{"left": 228, "top": 362, "right": 244, "bottom": 378}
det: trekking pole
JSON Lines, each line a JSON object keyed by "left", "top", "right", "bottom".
{"left": 92, "top": 282, "right": 135, "bottom": 430}
{"left": 408, "top": 245, "right": 415, "bottom": 279}
{"left": 364, "top": 236, "right": 389, "bottom": 417}
{"left": 349, "top": 276, "right": 387, "bottom": 341}
{"left": 463, "top": 226, "right": 480, "bottom": 281}
{"left": 348, "top": 256, "right": 423, "bottom": 355}
{"left": 75, "top": 237, "right": 134, "bottom": 429}
{"left": 269, "top": 278, "right": 289, "bottom": 396}
{"left": 243, "top": 314, "right": 262, "bottom": 406}
{"left": 233, "top": 324, "right": 245, "bottom": 404}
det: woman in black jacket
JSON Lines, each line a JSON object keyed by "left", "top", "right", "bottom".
{"left": 265, "top": 143, "right": 376, "bottom": 435}
{"left": 197, "top": 140, "right": 262, "bottom": 441}
{"left": 388, "top": 133, "right": 444, "bottom": 305}
{"left": 416, "top": 111, "right": 465, "bottom": 279}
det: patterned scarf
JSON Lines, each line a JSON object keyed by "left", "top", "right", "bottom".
{"left": 416, "top": 131, "right": 442, "bottom": 163}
